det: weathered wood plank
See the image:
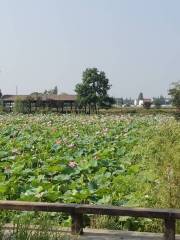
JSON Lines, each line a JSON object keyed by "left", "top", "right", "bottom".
{"left": 164, "top": 216, "right": 176, "bottom": 240}
{"left": 75, "top": 204, "right": 180, "bottom": 219}
{"left": 0, "top": 200, "right": 179, "bottom": 237}
{"left": 0, "top": 201, "right": 179, "bottom": 219}
{"left": 0, "top": 201, "right": 77, "bottom": 213}
{"left": 71, "top": 213, "right": 83, "bottom": 235}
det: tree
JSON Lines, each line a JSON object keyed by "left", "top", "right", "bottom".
{"left": 153, "top": 98, "right": 162, "bottom": 108}
{"left": 168, "top": 81, "right": 180, "bottom": 110}
{"left": 14, "top": 96, "right": 33, "bottom": 114}
{"left": 14, "top": 97, "right": 24, "bottom": 113}
{"left": 30, "top": 92, "right": 43, "bottom": 96}
{"left": 53, "top": 86, "right": 58, "bottom": 95}
{"left": 0, "top": 90, "right": 3, "bottom": 112}
{"left": 159, "top": 95, "right": 166, "bottom": 105}
{"left": 138, "top": 92, "right": 144, "bottom": 100}
{"left": 44, "top": 86, "right": 58, "bottom": 95}
{"left": 75, "top": 68, "right": 114, "bottom": 113}
{"left": 115, "top": 98, "right": 123, "bottom": 106}
{"left": 123, "top": 98, "right": 134, "bottom": 106}
{"left": 153, "top": 95, "right": 166, "bottom": 109}
{"left": 153, "top": 97, "right": 162, "bottom": 108}
{"left": 143, "top": 101, "right": 152, "bottom": 109}
{"left": 169, "top": 81, "right": 180, "bottom": 120}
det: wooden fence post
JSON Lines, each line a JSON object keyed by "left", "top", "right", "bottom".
{"left": 164, "top": 216, "right": 176, "bottom": 240}
{"left": 71, "top": 213, "right": 83, "bottom": 235}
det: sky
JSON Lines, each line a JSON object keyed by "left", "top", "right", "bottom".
{"left": 0, "top": 0, "right": 180, "bottom": 99}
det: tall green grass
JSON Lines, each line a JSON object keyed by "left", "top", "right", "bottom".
{"left": 0, "top": 212, "right": 76, "bottom": 240}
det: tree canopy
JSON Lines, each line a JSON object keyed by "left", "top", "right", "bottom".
{"left": 143, "top": 101, "right": 152, "bottom": 109}
{"left": 44, "top": 86, "right": 58, "bottom": 95}
{"left": 75, "top": 68, "right": 114, "bottom": 113}
{"left": 169, "top": 81, "right": 180, "bottom": 109}
{"left": 153, "top": 95, "right": 166, "bottom": 108}
{"left": 138, "top": 92, "right": 143, "bottom": 100}
{"left": 153, "top": 98, "right": 162, "bottom": 108}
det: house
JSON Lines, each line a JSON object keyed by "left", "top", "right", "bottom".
{"left": 2, "top": 94, "right": 77, "bottom": 112}
{"left": 134, "top": 98, "right": 152, "bottom": 107}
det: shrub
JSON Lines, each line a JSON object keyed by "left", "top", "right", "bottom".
{"left": 14, "top": 97, "right": 24, "bottom": 113}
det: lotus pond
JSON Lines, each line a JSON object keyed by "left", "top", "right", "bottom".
{"left": 0, "top": 114, "right": 179, "bottom": 231}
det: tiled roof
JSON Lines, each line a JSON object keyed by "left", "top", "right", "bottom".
{"left": 2, "top": 94, "right": 77, "bottom": 101}
{"left": 143, "top": 99, "right": 152, "bottom": 102}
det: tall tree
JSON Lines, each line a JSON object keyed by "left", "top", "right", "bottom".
{"left": 52, "top": 86, "right": 58, "bottom": 95}
{"left": 138, "top": 92, "right": 144, "bottom": 100}
{"left": 44, "top": 86, "right": 58, "bottom": 95}
{"left": 159, "top": 95, "right": 166, "bottom": 105}
{"left": 169, "top": 81, "right": 180, "bottom": 110}
{"left": 0, "top": 89, "right": 2, "bottom": 98}
{"left": 153, "top": 97, "right": 162, "bottom": 108}
{"left": 75, "top": 68, "right": 114, "bottom": 113}
{"left": 153, "top": 95, "right": 166, "bottom": 108}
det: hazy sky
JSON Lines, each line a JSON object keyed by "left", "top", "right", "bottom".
{"left": 0, "top": 0, "right": 180, "bottom": 98}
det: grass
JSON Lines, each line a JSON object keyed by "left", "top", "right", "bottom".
{"left": 0, "top": 212, "right": 76, "bottom": 240}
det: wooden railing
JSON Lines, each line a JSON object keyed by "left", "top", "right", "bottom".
{"left": 0, "top": 201, "right": 179, "bottom": 240}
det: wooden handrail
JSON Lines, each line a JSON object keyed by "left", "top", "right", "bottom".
{"left": 0, "top": 200, "right": 179, "bottom": 239}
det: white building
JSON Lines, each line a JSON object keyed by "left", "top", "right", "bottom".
{"left": 134, "top": 98, "right": 152, "bottom": 107}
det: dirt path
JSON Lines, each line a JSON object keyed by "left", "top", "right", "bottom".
{"left": 79, "top": 229, "right": 180, "bottom": 240}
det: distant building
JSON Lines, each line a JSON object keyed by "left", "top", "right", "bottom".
{"left": 134, "top": 98, "right": 152, "bottom": 107}
{"left": 2, "top": 94, "right": 77, "bottom": 112}
{"left": 2, "top": 94, "right": 77, "bottom": 102}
